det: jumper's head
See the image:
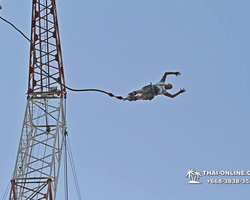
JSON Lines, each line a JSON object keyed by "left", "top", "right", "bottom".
{"left": 165, "top": 83, "right": 173, "bottom": 90}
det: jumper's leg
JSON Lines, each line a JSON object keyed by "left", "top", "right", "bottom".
{"left": 126, "top": 88, "right": 146, "bottom": 101}
{"left": 135, "top": 89, "right": 144, "bottom": 94}
{"left": 136, "top": 95, "right": 146, "bottom": 100}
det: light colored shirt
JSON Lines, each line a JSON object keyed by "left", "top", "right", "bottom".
{"left": 153, "top": 80, "right": 170, "bottom": 96}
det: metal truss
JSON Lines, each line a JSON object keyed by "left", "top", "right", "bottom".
{"left": 9, "top": 0, "right": 67, "bottom": 198}
{"left": 10, "top": 97, "right": 66, "bottom": 199}
{"left": 28, "top": 0, "right": 66, "bottom": 98}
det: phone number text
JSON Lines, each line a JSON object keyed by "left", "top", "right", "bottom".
{"left": 207, "top": 179, "right": 250, "bottom": 184}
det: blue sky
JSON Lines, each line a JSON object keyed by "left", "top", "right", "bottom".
{"left": 0, "top": 0, "right": 250, "bottom": 199}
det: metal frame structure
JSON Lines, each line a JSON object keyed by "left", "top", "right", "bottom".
{"left": 9, "top": 0, "right": 66, "bottom": 199}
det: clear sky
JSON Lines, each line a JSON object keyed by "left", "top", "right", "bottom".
{"left": 0, "top": 0, "right": 250, "bottom": 199}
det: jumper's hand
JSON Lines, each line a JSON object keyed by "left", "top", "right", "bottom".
{"left": 179, "top": 88, "right": 186, "bottom": 93}
{"left": 175, "top": 71, "right": 181, "bottom": 76}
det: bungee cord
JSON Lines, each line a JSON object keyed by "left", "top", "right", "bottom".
{"left": 0, "top": 16, "right": 30, "bottom": 42}
{"left": 0, "top": 14, "right": 127, "bottom": 101}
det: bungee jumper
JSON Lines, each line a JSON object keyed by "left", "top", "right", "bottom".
{"left": 126, "top": 71, "right": 186, "bottom": 101}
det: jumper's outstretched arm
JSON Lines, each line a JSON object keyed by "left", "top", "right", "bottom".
{"left": 165, "top": 88, "right": 186, "bottom": 98}
{"left": 161, "top": 71, "right": 181, "bottom": 81}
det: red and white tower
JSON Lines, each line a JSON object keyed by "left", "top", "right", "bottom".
{"left": 9, "top": 0, "right": 66, "bottom": 199}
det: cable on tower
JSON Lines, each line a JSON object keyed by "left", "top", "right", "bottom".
{"left": 0, "top": 16, "right": 127, "bottom": 101}
{"left": 67, "top": 135, "right": 83, "bottom": 200}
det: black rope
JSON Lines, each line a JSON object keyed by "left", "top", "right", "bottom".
{"left": 0, "top": 16, "right": 31, "bottom": 42}
{"left": 1, "top": 173, "right": 14, "bottom": 200}
{"left": 67, "top": 136, "right": 83, "bottom": 200}
{"left": 1, "top": 180, "right": 10, "bottom": 200}
{"left": 64, "top": 133, "right": 69, "bottom": 200}
{"left": 0, "top": 15, "right": 127, "bottom": 101}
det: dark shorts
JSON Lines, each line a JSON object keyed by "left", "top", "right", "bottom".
{"left": 142, "top": 84, "right": 160, "bottom": 100}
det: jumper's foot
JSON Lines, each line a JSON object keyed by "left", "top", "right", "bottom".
{"left": 126, "top": 93, "right": 137, "bottom": 101}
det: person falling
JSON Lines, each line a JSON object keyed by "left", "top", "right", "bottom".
{"left": 126, "top": 71, "right": 186, "bottom": 101}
